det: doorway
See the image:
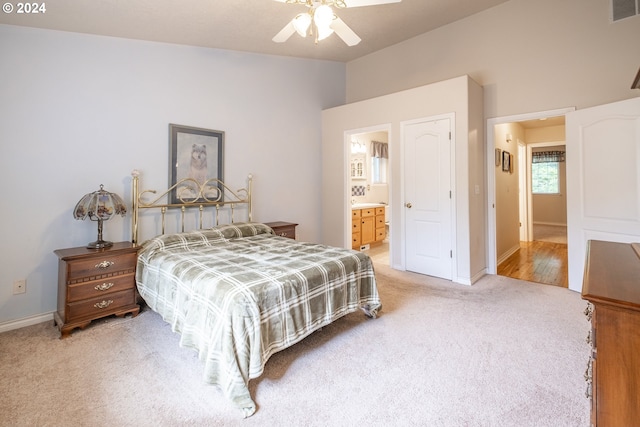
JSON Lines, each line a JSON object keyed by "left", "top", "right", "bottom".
{"left": 487, "top": 108, "right": 574, "bottom": 287}
{"left": 346, "top": 125, "right": 391, "bottom": 266}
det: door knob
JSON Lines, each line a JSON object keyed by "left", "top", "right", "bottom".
{"left": 405, "top": 202, "right": 412, "bottom": 208}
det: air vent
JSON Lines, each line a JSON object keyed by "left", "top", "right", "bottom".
{"left": 612, "top": 0, "right": 639, "bottom": 21}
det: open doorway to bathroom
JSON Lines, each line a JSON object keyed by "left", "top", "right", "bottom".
{"left": 347, "top": 127, "right": 391, "bottom": 267}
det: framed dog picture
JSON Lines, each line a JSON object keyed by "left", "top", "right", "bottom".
{"left": 169, "top": 124, "right": 224, "bottom": 204}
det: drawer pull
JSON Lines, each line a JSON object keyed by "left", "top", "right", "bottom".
{"left": 278, "top": 232, "right": 288, "bottom": 237}
{"left": 584, "top": 303, "right": 593, "bottom": 321}
{"left": 94, "top": 299, "right": 113, "bottom": 309}
{"left": 584, "top": 359, "right": 593, "bottom": 382}
{"left": 94, "top": 282, "right": 114, "bottom": 291}
{"left": 95, "top": 260, "right": 115, "bottom": 269}
{"left": 585, "top": 383, "right": 592, "bottom": 399}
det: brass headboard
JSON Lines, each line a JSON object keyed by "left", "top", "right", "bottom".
{"left": 131, "top": 169, "right": 252, "bottom": 245}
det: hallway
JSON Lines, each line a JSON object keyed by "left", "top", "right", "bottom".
{"left": 497, "top": 225, "right": 568, "bottom": 288}
{"left": 497, "top": 240, "right": 568, "bottom": 287}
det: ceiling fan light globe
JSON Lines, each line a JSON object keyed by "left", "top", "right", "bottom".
{"left": 317, "top": 26, "right": 334, "bottom": 41}
{"left": 293, "top": 13, "right": 311, "bottom": 37}
{"left": 314, "top": 4, "right": 334, "bottom": 28}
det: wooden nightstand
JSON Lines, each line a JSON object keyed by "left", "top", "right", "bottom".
{"left": 264, "top": 221, "right": 298, "bottom": 239}
{"left": 53, "top": 242, "right": 140, "bottom": 338}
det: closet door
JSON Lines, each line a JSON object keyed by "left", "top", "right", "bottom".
{"left": 403, "top": 115, "right": 453, "bottom": 280}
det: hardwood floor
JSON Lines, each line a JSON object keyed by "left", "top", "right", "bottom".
{"left": 368, "top": 231, "right": 568, "bottom": 288}
{"left": 497, "top": 241, "right": 568, "bottom": 287}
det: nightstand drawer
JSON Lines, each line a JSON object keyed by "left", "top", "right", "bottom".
{"left": 67, "top": 289, "right": 136, "bottom": 320}
{"left": 67, "top": 273, "right": 135, "bottom": 303}
{"left": 67, "top": 252, "right": 137, "bottom": 283}
{"left": 273, "top": 225, "right": 296, "bottom": 239}
{"left": 264, "top": 222, "right": 298, "bottom": 240}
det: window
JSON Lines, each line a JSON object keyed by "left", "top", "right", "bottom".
{"left": 611, "top": 0, "right": 639, "bottom": 21}
{"left": 532, "top": 162, "right": 560, "bottom": 194}
{"left": 531, "top": 150, "right": 564, "bottom": 194}
{"left": 371, "top": 141, "right": 388, "bottom": 184}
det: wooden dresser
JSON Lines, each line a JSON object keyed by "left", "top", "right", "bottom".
{"left": 582, "top": 240, "right": 640, "bottom": 427}
{"left": 54, "top": 242, "right": 140, "bottom": 338}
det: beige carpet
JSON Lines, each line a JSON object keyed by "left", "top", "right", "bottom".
{"left": 0, "top": 264, "right": 590, "bottom": 426}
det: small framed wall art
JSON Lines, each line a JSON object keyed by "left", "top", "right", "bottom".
{"left": 502, "top": 150, "right": 511, "bottom": 172}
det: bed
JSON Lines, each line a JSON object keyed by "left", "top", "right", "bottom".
{"left": 131, "top": 171, "right": 381, "bottom": 417}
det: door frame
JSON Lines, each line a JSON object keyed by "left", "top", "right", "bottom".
{"left": 400, "top": 112, "right": 456, "bottom": 279}
{"left": 486, "top": 107, "right": 574, "bottom": 274}
{"left": 518, "top": 140, "right": 529, "bottom": 242}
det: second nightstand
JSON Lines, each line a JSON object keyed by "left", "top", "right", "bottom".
{"left": 264, "top": 221, "right": 298, "bottom": 239}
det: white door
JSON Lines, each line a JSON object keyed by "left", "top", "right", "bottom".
{"left": 566, "top": 97, "right": 640, "bottom": 292}
{"left": 403, "top": 116, "right": 453, "bottom": 279}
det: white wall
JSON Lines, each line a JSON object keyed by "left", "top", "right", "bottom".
{"left": 346, "top": 0, "right": 640, "bottom": 118}
{"left": 322, "top": 75, "right": 485, "bottom": 285}
{"left": 0, "top": 25, "right": 345, "bottom": 326}
{"left": 494, "top": 123, "right": 524, "bottom": 261}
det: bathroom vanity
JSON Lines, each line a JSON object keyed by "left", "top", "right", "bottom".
{"left": 351, "top": 204, "right": 385, "bottom": 250}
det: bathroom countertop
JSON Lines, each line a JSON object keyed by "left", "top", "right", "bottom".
{"left": 351, "top": 203, "right": 386, "bottom": 209}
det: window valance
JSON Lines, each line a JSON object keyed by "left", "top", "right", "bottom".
{"left": 532, "top": 150, "right": 565, "bottom": 163}
{"left": 371, "top": 141, "right": 388, "bottom": 159}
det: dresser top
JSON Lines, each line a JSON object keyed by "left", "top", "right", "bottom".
{"left": 582, "top": 240, "right": 640, "bottom": 310}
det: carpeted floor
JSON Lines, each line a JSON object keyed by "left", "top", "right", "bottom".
{"left": 0, "top": 263, "right": 591, "bottom": 426}
{"left": 533, "top": 224, "right": 567, "bottom": 244}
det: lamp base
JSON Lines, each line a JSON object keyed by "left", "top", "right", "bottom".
{"left": 87, "top": 240, "right": 113, "bottom": 249}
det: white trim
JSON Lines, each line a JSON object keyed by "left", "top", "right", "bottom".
{"left": 518, "top": 140, "right": 529, "bottom": 242}
{"left": 497, "top": 243, "right": 521, "bottom": 266}
{"left": 0, "top": 312, "right": 54, "bottom": 333}
{"left": 486, "top": 107, "right": 575, "bottom": 274}
{"left": 534, "top": 221, "right": 568, "bottom": 227}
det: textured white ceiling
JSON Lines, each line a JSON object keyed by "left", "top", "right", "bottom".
{"left": 0, "top": 0, "right": 509, "bottom": 62}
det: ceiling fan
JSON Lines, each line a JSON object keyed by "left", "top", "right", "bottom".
{"left": 272, "top": 0, "right": 402, "bottom": 46}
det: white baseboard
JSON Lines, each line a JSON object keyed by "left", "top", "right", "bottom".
{"left": 533, "top": 221, "right": 567, "bottom": 227}
{"left": 497, "top": 244, "right": 520, "bottom": 266}
{"left": 470, "top": 268, "right": 487, "bottom": 284}
{"left": 0, "top": 312, "right": 54, "bottom": 334}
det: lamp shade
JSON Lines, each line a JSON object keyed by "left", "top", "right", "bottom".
{"left": 73, "top": 184, "right": 126, "bottom": 249}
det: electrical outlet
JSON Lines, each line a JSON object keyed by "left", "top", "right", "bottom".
{"left": 13, "top": 279, "right": 26, "bottom": 295}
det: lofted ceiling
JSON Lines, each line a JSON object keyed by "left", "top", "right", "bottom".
{"left": 0, "top": 0, "right": 510, "bottom": 63}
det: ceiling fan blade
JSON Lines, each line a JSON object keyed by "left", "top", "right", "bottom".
{"left": 273, "top": 20, "right": 296, "bottom": 43}
{"left": 343, "top": 0, "right": 402, "bottom": 7}
{"left": 331, "top": 17, "right": 361, "bottom": 46}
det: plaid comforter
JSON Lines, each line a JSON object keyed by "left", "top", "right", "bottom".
{"left": 135, "top": 223, "right": 381, "bottom": 417}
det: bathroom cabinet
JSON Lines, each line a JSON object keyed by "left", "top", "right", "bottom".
{"left": 352, "top": 206, "right": 385, "bottom": 249}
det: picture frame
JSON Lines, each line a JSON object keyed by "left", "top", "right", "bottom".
{"left": 169, "top": 124, "right": 224, "bottom": 204}
{"left": 495, "top": 148, "right": 501, "bottom": 167}
{"left": 502, "top": 150, "right": 511, "bottom": 172}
